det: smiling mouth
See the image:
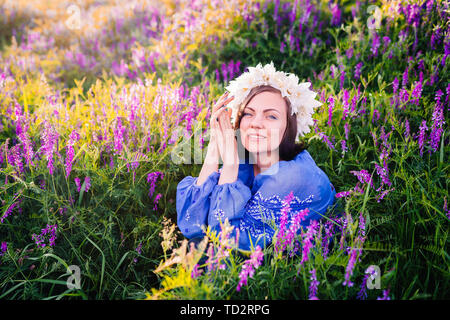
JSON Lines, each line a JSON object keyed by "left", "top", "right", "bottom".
{"left": 248, "top": 135, "right": 266, "bottom": 139}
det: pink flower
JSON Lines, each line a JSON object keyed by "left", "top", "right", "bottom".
{"left": 308, "top": 269, "right": 320, "bottom": 300}
{"left": 74, "top": 177, "right": 81, "bottom": 192}
{"left": 84, "top": 176, "right": 91, "bottom": 192}
{"left": 236, "top": 246, "right": 264, "bottom": 292}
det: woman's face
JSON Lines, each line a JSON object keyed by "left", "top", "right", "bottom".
{"left": 239, "top": 91, "right": 288, "bottom": 156}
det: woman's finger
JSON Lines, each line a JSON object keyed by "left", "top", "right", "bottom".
{"left": 213, "top": 94, "right": 234, "bottom": 114}
{"left": 212, "top": 92, "right": 229, "bottom": 112}
{"left": 212, "top": 105, "right": 231, "bottom": 123}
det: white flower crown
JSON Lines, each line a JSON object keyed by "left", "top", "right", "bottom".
{"left": 224, "top": 61, "right": 322, "bottom": 141}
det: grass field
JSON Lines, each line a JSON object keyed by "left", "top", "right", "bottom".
{"left": 0, "top": 0, "right": 448, "bottom": 300}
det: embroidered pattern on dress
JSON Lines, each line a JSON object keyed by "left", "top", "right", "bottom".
{"left": 185, "top": 209, "right": 190, "bottom": 222}
{"left": 239, "top": 191, "right": 314, "bottom": 241}
{"left": 212, "top": 208, "right": 225, "bottom": 221}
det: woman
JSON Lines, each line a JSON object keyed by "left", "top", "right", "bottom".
{"left": 176, "top": 62, "right": 336, "bottom": 252}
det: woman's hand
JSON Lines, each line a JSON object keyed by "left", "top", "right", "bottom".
{"left": 212, "top": 94, "right": 239, "bottom": 168}
{"left": 196, "top": 93, "right": 235, "bottom": 186}
{"left": 205, "top": 92, "right": 234, "bottom": 165}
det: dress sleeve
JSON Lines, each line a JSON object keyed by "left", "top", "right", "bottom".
{"left": 208, "top": 180, "right": 252, "bottom": 228}
{"left": 208, "top": 180, "right": 258, "bottom": 250}
{"left": 176, "top": 170, "right": 220, "bottom": 239}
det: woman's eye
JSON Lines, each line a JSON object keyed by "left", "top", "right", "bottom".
{"left": 243, "top": 113, "right": 277, "bottom": 119}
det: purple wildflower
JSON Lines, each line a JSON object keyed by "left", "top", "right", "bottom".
{"left": 318, "top": 132, "right": 336, "bottom": 151}
{"left": 330, "top": 2, "right": 342, "bottom": 26}
{"left": 133, "top": 242, "right": 142, "bottom": 263}
{"left": 346, "top": 48, "right": 353, "bottom": 59}
{"left": 18, "top": 130, "right": 34, "bottom": 168}
{"left": 0, "top": 199, "right": 22, "bottom": 223}
{"left": 339, "top": 67, "right": 346, "bottom": 90}
{"left": 350, "top": 169, "right": 374, "bottom": 189}
{"left": 429, "top": 90, "right": 445, "bottom": 153}
{"left": 431, "top": 26, "right": 442, "bottom": 50}
{"left": 191, "top": 264, "right": 203, "bottom": 279}
{"left": 274, "top": 191, "right": 295, "bottom": 254}
{"left": 417, "top": 119, "right": 428, "bottom": 156}
{"left": 354, "top": 62, "right": 363, "bottom": 80}
{"left": 8, "top": 145, "right": 24, "bottom": 174}
{"left": 357, "top": 265, "right": 378, "bottom": 300}
{"left": 371, "top": 32, "right": 381, "bottom": 57}
{"left": 299, "top": 220, "right": 319, "bottom": 267}
{"left": 147, "top": 172, "right": 164, "bottom": 199}
{"left": 41, "top": 121, "right": 59, "bottom": 175}
{"left": 344, "top": 123, "right": 350, "bottom": 140}
{"left": 410, "top": 81, "right": 423, "bottom": 106}
{"left": 308, "top": 269, "right": 320, "bottom": 300}
{"left": 335, "top": 190, "right": 353, "bottom": 198}
{"left": 153, "top": 193, "right": 162, "bottom": 211}
{"left": 372, "top": 109, "right": 380, "bottom": 124}
{"left": 341, "top": 140, "right": 348, "bottom": 157}
{"left": 382, "top": 36, "right": 391, "bottom": 54}
{"left": 236, "top": 246, "right": 264, "bottom": 292}
{"left": 321, "top": 220, "right": 336, "bottom": 260}
{"left": 327, "top": 95, "right": 335, "bottom": 127}
{"left": 342, "top": 89, "right": 350, "bottom": 120}
{"left": 404, "top": 118, "right": 410, "bottom": 141}
{"left": 377, "top": 289, "right": 391, "bottom": 300}
{"left": 286, "top": 208, "right": 310, "bottom": 256}
{"left": 65, "top": 130, "right": 80, "bottom": 178}
{"left": 402, "top": 66, "right": 409, "bottom": 88}
{"left": 32, "top": 224, "right": 58, "bottom": 248}
{"left": 74, "top": 177, "right": 81, "bottom": 192}
{"left": 84, "top": 176, "right": 91, "bottom": 192}
{"left": 0, "top": 242, "right": 7, "bottom": 256}
{"left": 113, "top": 117, "right": 125, "bottom": 155}
{"left": 342, "top": 237, "right": 363, "bottom": 287}
{"left": 375, "top": 161, "right": 392, "bottom": 191}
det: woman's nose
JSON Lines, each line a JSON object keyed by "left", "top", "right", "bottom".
{"left": 250, "top": 114, "right": 264, "bottom": 128}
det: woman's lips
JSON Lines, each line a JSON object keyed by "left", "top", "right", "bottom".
{"left": 248, "top": 134, "right": 266, "bottom": 140}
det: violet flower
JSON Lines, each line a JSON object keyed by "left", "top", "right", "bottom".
{"left": 32, "top": 224, "right": 58, "bottom": 248}
{"left": 327, "top": 95, "right": 335, "bottom": 127}
{"left": 308, "top": 268, "right": 320, "bottom": 300}
{"left": 153, "top": 193, "right": 162, "bottom": 211}
{"left": 65, "top": 130, "right": 80, "bottom": 178}
{"left": 84, "top": 176, "right": 91, "bottom": 192}
{"left": 41, "top": 121, "right": 59, "bottom": 175}
{"left": 133, "top": 242, "right": 143, "bottom": 263}
{"left": 342, "top": 236, "right": 364, "bottom": 287}
{"left": 75, "top": 177, "right": 81, "bottom": 192}
{"left": 274, "top": 191, "right": 295, "bottom": 254}
{"left": 147, "top": 171, "right": 164, "bottom": 199}
{"left": 0, "top": 242, "right": 7, "bottom": 256}
{"left": 350, "top": 169, "right": 374, "bottom": 189}
{"left": 354, "top": 62, "right": 363, "bottom": 80}
{"left": 299, "top": 220, "right": 319, "bottom": 267}
{"left": 191, "top": 264, "right": 203, "bottom": 279}
{"left": 342, "top": 89, "right": 350, "bottom": 120}
{"left": 236, "top": 245, "right": 264, "bottom": 292}
{"left": 377, "top": 289, "right": 391, "bottom": 300}
{"left": 417, "top": 119, "right": 428, "bottom": 156}
{"left": 0, "top": 199, "right": 22, "bottom": 223}
{"left": 429, "top": 90, "right": 445, "bottom": 153}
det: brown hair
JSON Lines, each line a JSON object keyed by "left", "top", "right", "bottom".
{"left": 233, "top": 85, "right": 307, "bottom": 162}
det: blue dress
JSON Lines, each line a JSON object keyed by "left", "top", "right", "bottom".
{"left": 176, "top": 149, "right": 337, "bottom": 251}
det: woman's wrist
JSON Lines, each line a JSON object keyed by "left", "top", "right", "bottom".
{"left": 218, "top": 164, "right": 239, "bottom": 185}
{"left": 205, "top": 140, "right": 220, "bottom": 166}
